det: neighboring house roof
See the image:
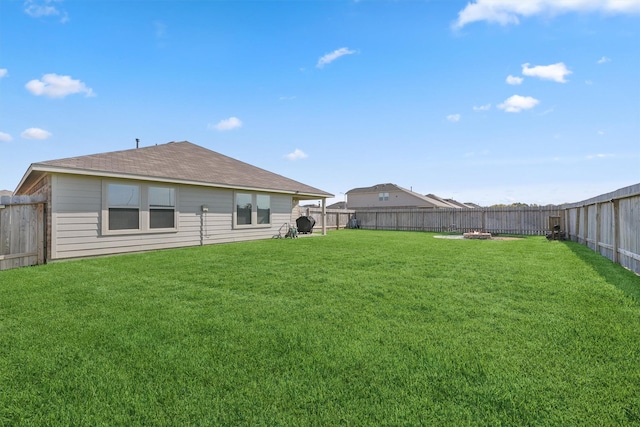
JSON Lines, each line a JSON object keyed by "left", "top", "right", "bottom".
{"left": 0, "top": 190, "right": 13, "bottom": 198}
{"left": 425, "top": 193, "right": 459, "bottom": 209}
{"left": 326, "top": 201, "right": 347, "bottom": 209}
{"left": 15, "top": 141, "right": 333, "bottom": 198}
{"left": 462, "top": 202, "right": 483, "bottom": 209}
{"left": 444, "top": 199, "right": 472, "bottom": 208}
{"left": 347, "top": 183, "right": 399, "bottom": 194}
{"left": 346, "top": 183, "right": 454, "bottom": 208}
{"left": 425, "top": 194, "right": 475, "bottom": 209}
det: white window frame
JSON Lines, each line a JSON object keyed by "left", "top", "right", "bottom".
{"left": 102, "top": 181, "right": 178, "bottom": 235}
{"left": 106, "top": 183, "right": 141, "bottom": 231}
{"left": 379, "top": 192, "right": 389, "bottom": 201}
{"left": 233, "top": 192, "right": 271, "bottom": 228}
{"left": 149, "top": 186, "right": 177, "bottom": 230}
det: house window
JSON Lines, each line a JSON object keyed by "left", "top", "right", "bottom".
{"left": 257, "top": 194, "right": 270, "bottom": 224}
{"left": 104, "top": 182, "right": 178, "bottom": 234}
{"left": 236, "top": 193, "right": 253, "bottom": 225}
{"left": 108, "top": 183, "right": 140, "bottom": 230}
{"left": 149, "top": 187, "right": 175, "bottom": 229}
{"left": 379, "top": 192, "right": 389, "bottom": 201}
{"left": 235, "top": 193, "right": 271, "bottom": 227}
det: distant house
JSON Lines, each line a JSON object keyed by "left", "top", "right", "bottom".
{"left": 14, "top": 141, "right": 333, "bottom": 261}
{"left": 0, "top": 190, "right": 13, "bottom": 198}
{"left": 346, "top": 183, "right": 464, "bottom": 209}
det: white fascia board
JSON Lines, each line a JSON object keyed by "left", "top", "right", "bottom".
{"left": 27, "top": 165, "right": 331, "bottom": 199}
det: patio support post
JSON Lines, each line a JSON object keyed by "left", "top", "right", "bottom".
{"left": 322, "top": 198, "right": 327, "bottom": 235}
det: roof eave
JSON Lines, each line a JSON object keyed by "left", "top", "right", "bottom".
{"left": 22, "top": 164, "right": 333, "bottom": 199}
{"left": 14, "top": 165, "right": 39, "bottom": 194}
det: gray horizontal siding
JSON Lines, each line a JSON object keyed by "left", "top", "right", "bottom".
{"left": 51, "top": 174, "right": 295, "bottom": 260}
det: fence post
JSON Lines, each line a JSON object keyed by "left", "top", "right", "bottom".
{"left": 584, "top": 204, "right": 589, "bottom": 247}
{"left": 594, "top": 202, "right": 600, "bottom": 254}
{"left": 321, "top": 199, "right": 327, "bottom": 235}
{"left": 37, "top": 203, "right": 45, "bottom": 265}
{"left": 576, "top": 206, "right": 581, "bottom": 243}
{"left": 612, "top": 199, "right": 620, "bottom": 263}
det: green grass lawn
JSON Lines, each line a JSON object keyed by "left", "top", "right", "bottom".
{"left": 1, "top": 230, "right": 639, "bottom": 426}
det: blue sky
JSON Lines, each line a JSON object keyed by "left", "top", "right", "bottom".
{"left": 1, "top": 0, "right": 638, "bottom": 206}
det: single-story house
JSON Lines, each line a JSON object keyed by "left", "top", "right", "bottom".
{"left": 346, "top": 183, "right": 465, "bottom": 209}
{"left": 14, "top": 141, "right": 333, "bottom": 261}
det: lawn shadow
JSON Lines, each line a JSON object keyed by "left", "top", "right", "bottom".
{"left": 563, "top": 240, "right": 640, "bottom": 303}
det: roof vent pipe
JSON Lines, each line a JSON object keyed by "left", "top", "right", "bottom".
{"left": 136, "top": 138, "right": 140, "bottom": 149}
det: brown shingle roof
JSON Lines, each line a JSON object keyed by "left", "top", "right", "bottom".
{"left": 17, "top": 141, "right": 332, "bottom": 198}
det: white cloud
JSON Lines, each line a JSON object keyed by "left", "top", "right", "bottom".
{"left": 285, "top": 149, "right": 308, "bottom": 161}
{"left": 473, "top": 104, "right": 491, "bottom": 111}
{"left": 21, "top": 128, "right": 52, "bottom": 140}
{"left": 506, "top": 75, "right": 523, "bottom": 85}
{"left": 0, "top": 69, "right": 7, "bottom": 78}
{"left": 24, "top": 0, "right": 68, "bottom": 23}
{"left": 522, "top": 62, "right": 572, "bottom": 83}
{"left": 498, "top": 95, "right": 540, "bottom": 113}
{"left": 446, "top": 114, "right": 461, "bottom": 122}
{"left": 25, "top": 73, "right": 95, "bottom": 98}
{"left": 154, "top": 21, "right": 167, "bottom": 38}
{"left": 211, "top": 117, "right": 242, "bottom": 131}
{"left": 24, "top": 0, "right": 58, "bottom": 17}
{"left": 317, "top": 47, "right": 356, "bottom": 68}
{"left": 0, "top": 132, "right": 13, "bottom": 142}
{"left": 597, "top": 56, "right": 611, "bottom": 64}
{"left": 453, "top": 0, "right": 640, "bottom": 28}
{"left": 586, "top": 153, "right": 614, "bottom": 159}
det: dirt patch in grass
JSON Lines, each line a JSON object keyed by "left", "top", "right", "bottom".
{"left": 434, "top": 234, "right": 524, "bottom": 241}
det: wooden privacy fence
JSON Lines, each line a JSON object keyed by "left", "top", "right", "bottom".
{"left": 563, "top": 184, "right": 640, "bottom": 275}
{"left": 0, "top": 196, "right": 46, "bottom": 271}
{"left": 1, "top": 187, "right": 637, "bottom": 273}
{"left": 311, "top": 185, "right": 639, "bottom": 275}
{"left": 305, "top": 208, "right": 356, "bottom": 231}
{"left": 349, "top": 206, "right": 564, "bottom": 235}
